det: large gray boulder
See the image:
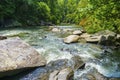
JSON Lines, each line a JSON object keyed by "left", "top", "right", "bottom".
{"left": 0, "top": 37, "right": 46, "bottom": 77}
{"left": 64, "top": 35, "right": 80, "bottom": 43}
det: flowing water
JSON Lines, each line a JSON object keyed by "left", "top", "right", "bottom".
{"left": 0, "top": 26, "right": 120, "bottom": 79}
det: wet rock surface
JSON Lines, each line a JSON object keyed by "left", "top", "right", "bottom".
{"left": 73, "top": 30, "right": 82, "bottom": 35}
{"left": 64, "top": 35, "right": 80, "bottom": 43}
{"left": 0, "top": 37, "right": 46, "bottom": 78}
{"left": 0, "top": 56, "right": 84, "bottom": 80}
{"left": 0, "top": 36, "right": 7, "bottom": 40}
{"left": 75, "top": 68, "right": 119, "bottom": 80}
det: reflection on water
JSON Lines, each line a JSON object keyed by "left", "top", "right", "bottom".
{"left": 0, "top": 26, "right": 120, "bottom": 78}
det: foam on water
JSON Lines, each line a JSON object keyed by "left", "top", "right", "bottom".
{"left": 86, "top": 62, "right": 120, "bottom": 78}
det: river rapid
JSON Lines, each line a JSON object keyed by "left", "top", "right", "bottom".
{"left": 0, "top": 26, "right": 120, "bottom": 79}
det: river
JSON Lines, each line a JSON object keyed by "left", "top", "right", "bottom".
{"left": 0, "top": 26, "right": 120, "bottom": 79}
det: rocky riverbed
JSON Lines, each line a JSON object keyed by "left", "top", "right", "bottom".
{"left": 0, "top": 26, "right": 120, "bottom": 80}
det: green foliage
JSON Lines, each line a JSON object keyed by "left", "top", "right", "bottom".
{"left": 78, "top": 0, "right": 120, "bottom": 33}
{"left": 0, "top": 0, "right": 119, "bottom": 33}
{"left": 37, "top": 2, "right": 50, "bottom": 21}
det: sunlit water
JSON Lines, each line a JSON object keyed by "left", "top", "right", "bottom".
{"left": 0, "top": 26, "right": 120, "bottom": 78}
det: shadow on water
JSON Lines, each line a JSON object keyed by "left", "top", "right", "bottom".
{"left": 0, "top": 67, "right": 40, "bottom": 80}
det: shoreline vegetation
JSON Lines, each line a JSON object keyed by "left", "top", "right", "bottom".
{"left": 0, "top": 0, "right": 120, "bottom": 33}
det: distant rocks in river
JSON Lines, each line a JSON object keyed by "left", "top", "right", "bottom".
{"left": 62, "top": 29, "right": 119, "bottom": 46}
{"left": 64, "top": 35, "right": 80, "bottom": 43}
{"left": 52, "top": 28, "right": 61, "bottom": 32}
{"left": 0, "top": 37, "right": 46, "bottom": 78}
{"left": 73, "top": 30, "right": 82, "bottom": 35}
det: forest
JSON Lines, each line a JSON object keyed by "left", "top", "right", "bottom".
{"left": 0, "top": 0, "right": 120, "bottom": 33}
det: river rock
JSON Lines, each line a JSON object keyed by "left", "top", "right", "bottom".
{"left": 94, "top": 30, "right": 117, "bottom": 45}
{"left": 49, "top": 70, "right": 59, "bottom": 80}
{"left": 0, "top": 36, "right": 7, "bottom": 40}
{"left": 57, "top": 68, "right": 73, "bottom": 80}
{"left": 1, "top": 56, "right": 84, "bottom": 80}
{"left": 85, "top": 36, "right": 101, "bottom": 43}
{"left": 64, "top": 35, "right": 80, "bottom": 43}
{"left": 52, "top": 28, "right": 61, "bottom": 32}
{"left": 73, "top": 30, "right": 82, "bottom": 35}
{"left": 116, "top": 34, "right": 120, "bottom": 42}
{"left": 0, "top": 37, "right": 46, "bottom": 77}
{"left": 71, "top": 56, "right": 85, "bottom": 70}
{"left": 79, "top": 69, "right": 108, "bottom": 80}
{"left": 85, "top": 35, "right": 106, "bottom": 43}
{"left": 80, "top": 33, "right": 91, "bottom": 38}
{"left": 49, "top": 68, "right": 73, "bottom": 80}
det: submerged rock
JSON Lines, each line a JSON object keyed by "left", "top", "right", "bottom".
{"left": 0, "top": 36, "right": 7, "bottom": 40}
{"left": 64, "top": 35, "right": 80, "bottom": 43}
{"left": 0, "top": 37, "right": 46, "bottom": 78}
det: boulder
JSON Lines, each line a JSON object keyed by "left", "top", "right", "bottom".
{"left": 0, "top": 37, "right": 46, "bottom": 77}
{"left": 49, "top": 70, "right": 59, "bottom": 80}
{"left": 0, "top": 36, "right": 7, "bottom": 40}
{"left": 78, "top": 69, "right": 108, "bottom": 80}
{"left": 80, "top": 33, "right": 91, "bottom": 38}
{"left": 49, "top": 68, "right": 73, "bottom": 80}
{"left": 57, "top": 68, "right": 73, "bottom": 80}
{"left": 73, "top": 30, "right": 82, "bottom": 35}
{"left": 116, "top": 34, "right": 120, "bottom": 42}
{"left": 85, "top": 36, "right": 100, "bottom": 43}
{"left": 95, "top": 30, "right": 116, "bottom": 37}
{"left": 64, "top": 35, "right": 80, "bottom": 43}
{"left": 1, "top": 56, "right": 84, "bottom": 80}
{"left": 52, "top": 28, "right": 61, "bottom": 32}
{"left": 94, "top": 30, "right": 117, "bottom": 45}
{"left": 71, "top": 56, "right": 85, "bottom": 70}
